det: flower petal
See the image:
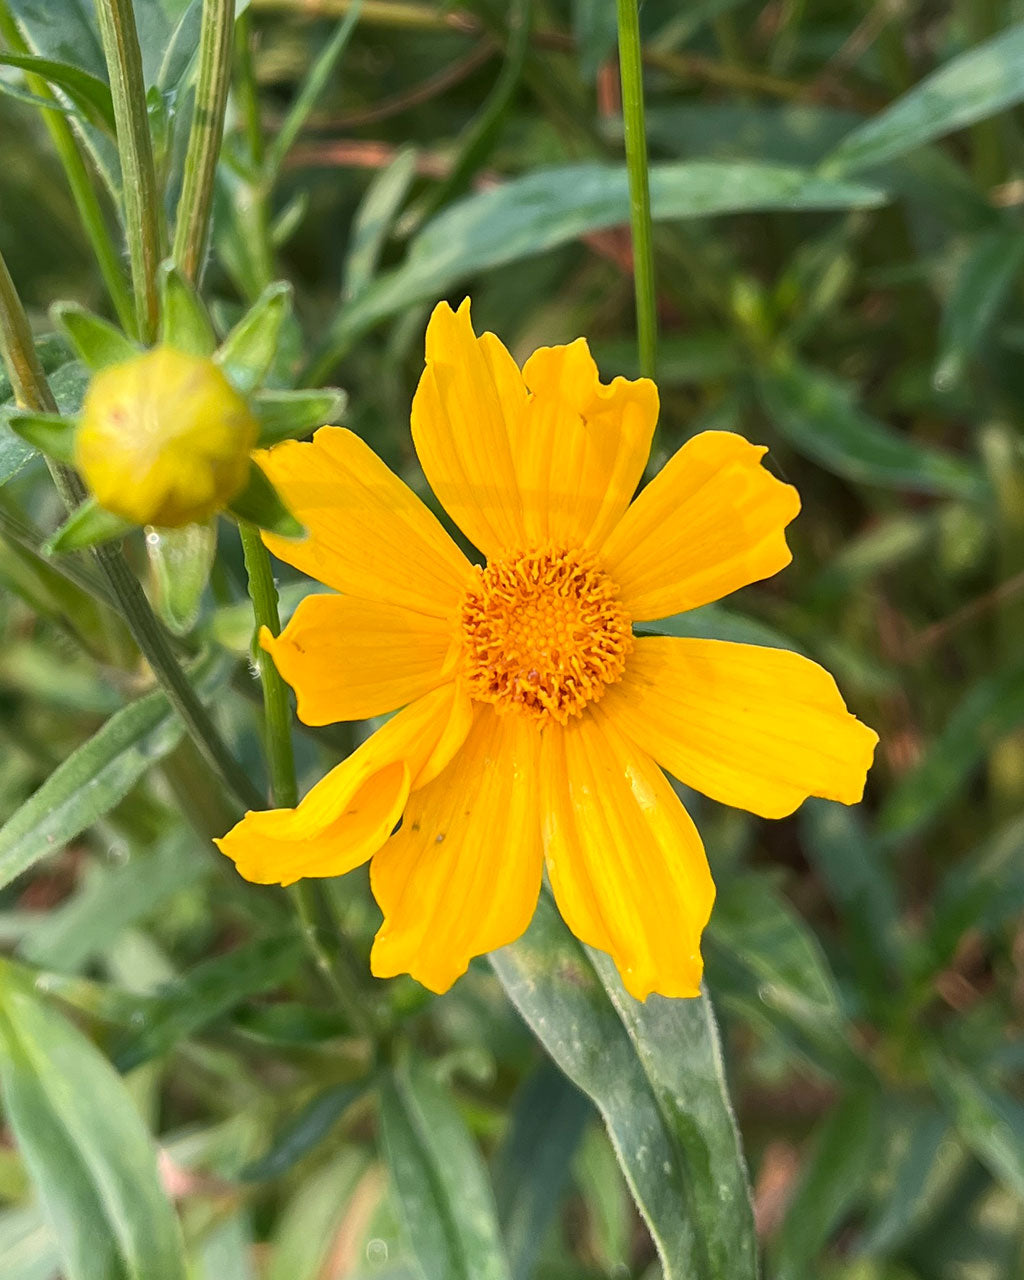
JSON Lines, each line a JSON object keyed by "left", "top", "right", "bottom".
{"left": 259, "top": 426, "right": 473, "bottom": 619}
{"left": 215, "top": 682, "right": 473, "bottom": 885}
{"left": 370, "top": 707, "right": 543, "bottom": 992}
{"left": 600, "top": 431, "right": 800, "bottom": 621}
{"left": 604, "top": 636, "right": 878, "bottom": 819}
{"left": 261, "top": 595, "right": 457, "bottom": 725}
{"left": 541, "top": 707, "right": 714, "bottom": 1001}
{"left": 515, "top": 339, "right": 658, "bottom": 549}
{"left": 412, "top": 300, "right": 528, "bottom": 558}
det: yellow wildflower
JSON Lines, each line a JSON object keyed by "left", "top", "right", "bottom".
{"left": 76, "top": 345, "right": 257, "bottom": 527}
{"left": 216, "top": 300, "right": 878, "bottom": 1000}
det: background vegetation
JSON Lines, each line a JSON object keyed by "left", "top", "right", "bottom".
{"left": 1, "top": 0, "right": 1023, "bottom": 1277}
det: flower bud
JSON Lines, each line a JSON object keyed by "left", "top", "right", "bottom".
{"left": 75, "top": 345, "right": 258, "bottom": 528}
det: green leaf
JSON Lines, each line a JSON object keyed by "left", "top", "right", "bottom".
{"left": 639, "top": 602, "right": 801, "bottom": 650}
{"left": 4, "top": 412, "right": 77, "bottom": 463}
{"left": 19, "top": 833, "right": 208, "bottom": 973}
{"left": 215, "top": 281, "right": 293, "bottom": 394}
{"left": 706, "top": 874, "right": 871, "bottom": 1083}
{"left": 227, "top": 462, "right": 304, "bottom": 538}
{"left": 935, "top": 228, "right": 1024, "bottom": 390}
{"left": 342, "top": 145, "right": 418, "bottom": 300}
{"left": 879, "top": 662, "right": 1024, "bottom": 845}
{"left": 378, "top": 1056, "right": 513, "bottom": 1280}
{"left": 0, "top": 52, "right": 115, "bottom": 132}
{"left": 928, "top": 814, "right": 1024, "bottom": 971}
{"left": 265, "top": 1151, "right": 369, "bottom": 1280}
{"left": 757, "top": 359, "right": 987, "bottom": 498}
{"left": 0, "top": 968, "right": 187, "bottom": 1280}
{"left": 491, "top": 893, "right": 758, "bottom": 1280}
{"left": 928, "top": 1053, "right": 1024, "bottom": 1198}
{"left": 51, "top": 302, "right": 139, "bottom": 371}
{"left": 572, "top": 0, "right": 618, "bottom": 80}
{"left": 5, "top": 0, "right": 107, "bottom": 82}
{"left": 492, "top": 1059, "right": 592, "bottom": 1280}
{"left": 112, "top": 935, "right": 305, "bottom": 1070}
{"left": 240, "top": 1081, "right": 368, "bottom": 1182}
{"left": 46, "top": 498, "right": 134, "bottom": 553}
{"left": 145, "top": 520, "right": 217, "bottom": 634}
{"left": 313, "top": 162, "right": 888, "bottom": 367}
{"left": 0, "top": 652, "right": 226, "bottom": 891}
{"left": 0, "top": 408, "right": 40, "bottom": 484}
{"left": 771, "top": 1088, "right": 883, "bottom": 1278}
{"left": 158, "top": 262, "right": 216, "bottom": 356}
{"left": 253, "top": 389, "right": 347, "bottom": 447}
{"left": 799, "top": 800, "right": 905, "bottom": 997}
{"left": 825, "top": 24, "right": 1024, "bottom": 175}
{"left": 264, "top": 2, "right": 363, "bottom": 178}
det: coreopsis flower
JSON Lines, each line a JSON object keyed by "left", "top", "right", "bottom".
{"left": 76, "top": 345, "right": 258, "bottom": 527}
{"left": 217, "top": 300, "right": 877, "bottom": 1000}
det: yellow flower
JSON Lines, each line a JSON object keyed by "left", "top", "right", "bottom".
{"left": 76, "top": 345, "right": 257, "bottom": 528}
{"left": 216, "top": 300, "right": 878, "bottom": 1000}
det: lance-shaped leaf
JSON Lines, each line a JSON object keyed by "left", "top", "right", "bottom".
{"left": 378, "top": 1056, "right": 513, "bottom": 1280}
{"left": 0, "top": 652, "right": 226, "bottom": 891}
{"left": 0, "top": 52, "right": 115, "bottom": 133}
{"left": 4, "top": 412, "right": 77, "bottom": 463}
{"left": 227, "top": 461, "right": 304, "bottom": 538}
{"left": 215, "top": 282, "right": 293, "bottom": 393}
{"left": 46, "top": 498, "right": 133, "bottom": 554}
{"left": 158, "top": 262, "right": 216, "bottom": 357}
{"left": 491, "top": 893, "right": 758, "bottom": 1280}
{"left": 0, "top": 966, "right": 187, "bottom": 1280}
{"left": 51, "top": 303, "right": 139, "bottom": 372}
{"left": 253, "top": 388, "right": 347, "bottom": 448}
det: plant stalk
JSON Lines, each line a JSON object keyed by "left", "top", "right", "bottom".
{"left": 616, "top": 0, "right": 657, "bottom": 378}
{"left": 0, "top": 4, "right": 135, "bottom": 334}
{"left": 94, "top": 0, "right": 162, "bottom": 341}
{"left": 173, "top": 0, "right": 236, "bottom": 282}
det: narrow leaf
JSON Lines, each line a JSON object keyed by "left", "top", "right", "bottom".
{"left": 934, "top": 227, "right": 1024, "bottom": 389}
{"left": 0, "top": 653, "right": 225, "bottom": 891}
{"left": 825, "top": 24, "right": 1024, "bottom": 175}
{"left": 51, "top": 303, "right": 139, "bottom": 371}
{"left": 343, "top": 145, "right": 418, "bottom": 300}
{"left": 492, "top": 893, "right": 758, "bottom": 1280}
{"left": 0, "top": 51, "right": 115, "bottom": 132}
{"left": 145, "top": 520, "right": 217, "bottom": 634}
{"left": 253, "top": 388, "right": 346, "bottom": 447}
{"left": 492, "top": 1059, "right": 592, "bottom": 1280}
{"left": 757, "top": 359, "right": 986, "bottom": 498}
{"left": 46, "top": 498, "right": 133, "bottom": 553}
{"left": 928, "top": 1053, "right": 1024, "bottom": 1198}
{"left": 378, "top": 1056, "right": 513, "bottom": 1280}
{"left": 5, "top": 412, "right": 77, "bottom": 463}
{"left": 227, "top": 462, "right": 304, "bottom": 538}
{"left": 215, "top": 282, "right": 293, "bottom": 393}
{"left": 0, "top": 970, "right": 187, "bottom": 1280}
{"left": 158, "top": 262, "right": 216, "bottom": 356}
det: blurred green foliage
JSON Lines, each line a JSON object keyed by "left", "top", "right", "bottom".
{"left": 1, "top": 0, "right": 1024, "bottom": 1277}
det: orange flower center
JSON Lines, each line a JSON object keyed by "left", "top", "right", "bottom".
{"left": 459, "top": 547, "right": 633, "bottom": 724}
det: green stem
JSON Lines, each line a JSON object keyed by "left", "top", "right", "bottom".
{"left": 94, "top": 0, "right": 162, "bottom": 342}
{"left": 237, "top": 521, "right": 374, "bottom": 1037}
{"left": 616, "top": 0, "right": 657, "bottom": 379}
{"left": 173, "top": 0, "right": 235, "bottom": 282}
{"left": 0, "top": 4, "right": 135, "bottom": 334}
{"left": 232, "top": 11, "right": 275, "bottom": 290}
{"left": 0, "top": 247, "right": 260, "bottom": 815}
{"left": 237, "top": 522, "right": 296, "bottom": 808}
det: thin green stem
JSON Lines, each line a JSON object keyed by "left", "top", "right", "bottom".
{"left": 0, "top": 246, "right": 260, "bottom": 815}
{"left": 94, "top": 0, "right": 162, "bottom": 341}
{"left": 237, "top": 522, "right": 297, "bottom": 809}
{"left": 232, "top": 11, "right": 275, "bottom": 290}
{"left": 238, "top": 521, "right": 375, "bottom": 1038}
{"left": 0, "top": 4, "right": 135, "bottom": 333}
{"left": 616, "top": 0, "right": 657, "bottom": 379}
{"left": 173, "top": 0, "right": 235, "bottom": 282}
